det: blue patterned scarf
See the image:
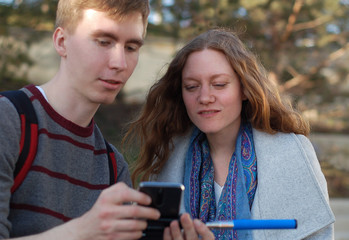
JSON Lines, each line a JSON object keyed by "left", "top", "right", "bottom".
{"left": 183, "top": 123, "right": 257, "bottom": 239}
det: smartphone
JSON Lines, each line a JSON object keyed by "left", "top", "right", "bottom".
{"left": 139, "top": 181, "right": 185, "bottom": 240}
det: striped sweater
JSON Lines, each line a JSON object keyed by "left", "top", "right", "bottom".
{"left": 0, "top": 85, "right": 131, "bottom": 238}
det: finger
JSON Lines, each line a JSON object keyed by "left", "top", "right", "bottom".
{"left": 163, "top": 227, "right": 172, "bottom": 240}
{"left": 108, "top": 182, "right": 152, "bottom": 206}
{"left": 106, "top": 204, "right": 160, "bottom": 220}
{"left": 179, "top": 213, "right": 198, "bottom": 240}
{"left": 110, "top": 230, "right": 144, "bottom": 240}
{"left": 193, "top": 219, "right": 215, "bottom": 240}
{"left": 105, "top": 219, "right": 148, "bottom": 231}
{"left": 169, "top": 220, "right": 183, "bottom": 240}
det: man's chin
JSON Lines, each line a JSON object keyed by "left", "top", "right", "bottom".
{"left": 100, "top": 97, "right": 117, "bottom": 105}
{"left": 91, "top": 95, "right": 117, "bottom": 105}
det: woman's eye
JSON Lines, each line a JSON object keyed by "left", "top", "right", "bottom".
{"left": 184, "top": 85, "right": 198, "bottom": 91}
{"left": 213, "top": 83, "right": 227, "bottom": 88}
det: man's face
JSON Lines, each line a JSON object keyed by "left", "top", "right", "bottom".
{"left": 61, "top": 9, "right": 145, "bottom": 105}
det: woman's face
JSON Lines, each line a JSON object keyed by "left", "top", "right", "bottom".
{"left": 182, "top": 49, "right": 246, "bottom": 138}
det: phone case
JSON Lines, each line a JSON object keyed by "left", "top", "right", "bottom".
{"left": 139, "top": 182, "right": 184, "bottom": 240}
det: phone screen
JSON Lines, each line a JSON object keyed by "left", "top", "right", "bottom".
{"left": 139, "top": 181, "right": 184, "bottom": 240}
{"left": 139, "top": 181, "right": 184, "bottom": 218}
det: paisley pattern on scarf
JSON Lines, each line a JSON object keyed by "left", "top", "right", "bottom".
{"left": 241, "top": 125, "right": 258, "bottom": 208}
{"left": 188, "top": 123, "right": 257, "bottom": 239}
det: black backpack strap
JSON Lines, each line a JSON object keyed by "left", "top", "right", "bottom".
{"left": 1, "top": 90, "right": 39, "bottom": 193}
{"left": 104, "top": 139, "right": 117, "bottom": 185}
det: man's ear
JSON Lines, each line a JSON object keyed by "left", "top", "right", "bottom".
{"left": 53, "top": 27, "right": 67, "bottom": 57}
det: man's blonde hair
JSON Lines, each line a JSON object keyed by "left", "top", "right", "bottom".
{"left": 55, "top": 0, "right": 150, "bottom": 33}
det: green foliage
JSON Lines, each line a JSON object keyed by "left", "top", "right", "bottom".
{"left": 0, "top": 35, "right": 32, "bottom": 87}
{"left": 3, "top": 0, "right": 57, "bottom": 30}
{"left": 0, "top": 0, "right": 58, "bottom": 89}
{"left": 149, "top": 0, "right": 349, "bottom": 99}
{"left": 1, "top": 0, "right": 348, "bottom": 132}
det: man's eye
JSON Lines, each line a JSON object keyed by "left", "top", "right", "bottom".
{"left": 126, "top": 44, "right": 139, "bottom": 52}
{"left": 96, "top": 39, "right": 110, "bottom": 46}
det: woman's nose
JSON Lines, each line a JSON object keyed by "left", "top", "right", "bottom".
{"left": 198, "top": 86, "right": 215, "bottom": 104}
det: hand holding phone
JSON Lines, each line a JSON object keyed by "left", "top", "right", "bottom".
{"left": 139, "top": 181, "right": 184, "bottom": 240}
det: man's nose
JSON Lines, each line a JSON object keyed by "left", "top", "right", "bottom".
{"left": 109, "top": 46, "right": 127, "bottom": 70}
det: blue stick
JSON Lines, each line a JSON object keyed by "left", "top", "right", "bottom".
{"left": 206, "top": 219, "right": 297, "bottom": 230}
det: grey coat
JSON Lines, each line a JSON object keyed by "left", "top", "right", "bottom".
{"left": 153, "top": 128, "right": 335, "bottom": 239}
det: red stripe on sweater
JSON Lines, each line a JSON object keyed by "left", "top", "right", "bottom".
{"left": 38, "top": 128, "right": 107, "bottom": 155}
{"left": 26, "top": 85, "right": 94, "bottom": 137}
{"left": 10, "top": 203, "right": 72, "bottom": 222}
{"left": 109, "top": 152, "right": 118, "bottom": 183}
{"left": 31, "top": 165, "right": 109, "bottom": 190}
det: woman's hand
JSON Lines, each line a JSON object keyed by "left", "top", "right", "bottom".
{"left": 163, "top": 213, "right": 215, "bottom": 240}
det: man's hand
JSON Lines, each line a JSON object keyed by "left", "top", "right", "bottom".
{"left": 70, "top": 182, "right": 160, "bottom": 240}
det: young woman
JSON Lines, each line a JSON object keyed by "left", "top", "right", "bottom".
{"left": 125, "top": 28, "right": 335, "bottom": 239}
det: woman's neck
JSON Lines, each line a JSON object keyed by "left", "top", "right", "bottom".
{"left": 210, "top": 141, "right": 234, "bottom": 186}
{"left": 207, "top": 128, "right": 240, "bottom": 186}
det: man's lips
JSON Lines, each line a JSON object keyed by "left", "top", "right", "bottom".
{"left": 99, "top": 78, "right": 123, "bottom": 85}
{"left": 99, "top": 78, "right": 124, "bottom": 91}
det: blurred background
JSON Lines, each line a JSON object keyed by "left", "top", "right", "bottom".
{"left": 1, "top": 1, "right": 348, "bottom": 236}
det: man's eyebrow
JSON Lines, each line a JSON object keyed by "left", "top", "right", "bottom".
{"left": 129, "top": 38, "right": 144, "bottom": 47}
{"left": 91, "top": 30, "right": 144, "bottom": 46}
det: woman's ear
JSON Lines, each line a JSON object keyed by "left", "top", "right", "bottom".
{"left": 53, "top": 27, "right": 67, "bottom": 57}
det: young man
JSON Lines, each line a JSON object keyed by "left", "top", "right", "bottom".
{"left": 0, "top": 1, "right": 160, "bottom": 239}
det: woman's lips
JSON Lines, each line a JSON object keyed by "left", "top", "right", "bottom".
{"left": 198, "top": 109, "right": 220, "bottom": 117}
